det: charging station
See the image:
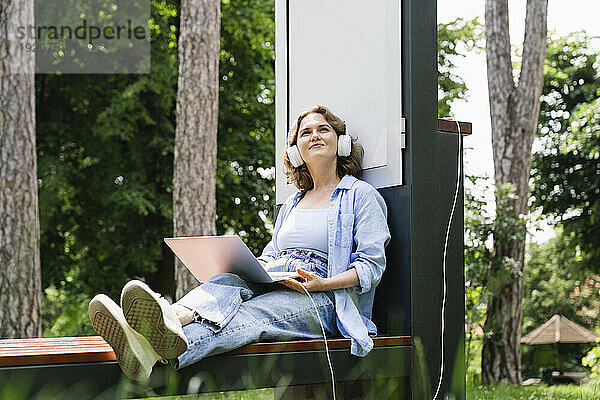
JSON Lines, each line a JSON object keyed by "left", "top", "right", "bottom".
{"left": 275, "top": 0, "right": 466, "bottom": 398}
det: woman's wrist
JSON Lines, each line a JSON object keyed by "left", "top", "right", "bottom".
{"left": 321, "top": 268, "right": 360, "bottom": 291}
{"left": 321, "top": 277, "right": 334, "bottom": 291}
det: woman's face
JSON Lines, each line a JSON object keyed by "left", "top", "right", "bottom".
{"left": 296, "top": 112, "right": 338, "bottom": 167}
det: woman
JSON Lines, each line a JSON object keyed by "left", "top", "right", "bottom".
{"left": 89, "top": 105, "right": 391, "bottom": 381}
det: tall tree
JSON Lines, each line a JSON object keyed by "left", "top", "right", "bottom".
{"left": 482, "top": 0, "right": 548, "bottom": 384}
{"left": 0, "top": 0, "right": 41, "bottom": 337}
{"left": 174, "top": 0, "right": 221, "bottom": 299}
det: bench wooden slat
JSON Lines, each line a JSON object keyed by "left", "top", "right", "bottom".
{"left": 227, "top": 336, "right": 411, "bottom": 354}
{"left": 0, "top": 335, "right": 411, "bottom": 367}
{"left": 0, "top": 336, "right": 116, "bottom": 367}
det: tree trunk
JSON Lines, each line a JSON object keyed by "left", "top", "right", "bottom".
{"left": 482, "top": 0, "right": 548, "bottom": 384}
{"left": 0, "top": 0, "right": 41, "bottom": 338}
{"left": 173, "top": 0, "right": 220, "bottom": 300}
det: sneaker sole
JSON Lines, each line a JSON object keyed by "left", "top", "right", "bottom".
{"left": 121, "top": 281, "right": 188, "bottom": 359}
{"left": 88, "top": 294, "right": 157, "bottom": 381}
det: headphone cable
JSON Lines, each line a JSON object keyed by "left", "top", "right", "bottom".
{"left": 299, "top": 284, "right": 336, "bottom": 400}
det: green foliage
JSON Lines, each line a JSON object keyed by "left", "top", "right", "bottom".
{"left": 143, "top": 389, "right": 274, "bottom": 399}
{"left": 523, "top": 233, "right": 598, "bottom": 334}
{"left": 38, "top": 1, "right": 180, "bottom": 323}
{"left": 42, "top": 283, "right": 95, "bottom": 337}
{"left": 583, "top": 344, "right": 600, "bottom": 382}
{"left": 467, "top": 380, "right": 600, "bottom": 400}
{"left": 216, "top": 0, "right": 275, "bottom": 252}
{"left": 536, "top": 32, "right": 600, "bottom": 137}
{"left": 463, "top": 177, "right": 528, "bottom": 375}
{"left": 463, "top": 176, "right": 493, "bottom": 376}
{"left": 531, "top": 32, "right": 600, "bottom": 274}
{"left": 437, "top": 17, "right": 483, "bottom": 117}
{"left": 39, "top": 0, "right": 276, "bottom": 337}
{"left": 521, "top": 232, "right": 599, "bottom": 377}
{"left": 465, "top": 178, "right": 528, "bottom": 298}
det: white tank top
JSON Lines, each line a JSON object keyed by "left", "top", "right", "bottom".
{"left": 276, "top": 207, "right": 328, "bottom": 254}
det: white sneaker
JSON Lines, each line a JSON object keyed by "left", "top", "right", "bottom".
{"left": 120, "top": 280, "right": 189, "bottom": 359}
{"left": 88, "top": 294, "right": 162, "bottom": 381}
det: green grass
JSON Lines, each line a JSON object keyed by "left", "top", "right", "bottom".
{"left": 467, "top": 381, "right": 600, "bottom": 400}
{"left": 141, "top": 382, "right": 600, "bottom": 400}
{"left": 141, "top": 389, "right": 273, "bottom": 400}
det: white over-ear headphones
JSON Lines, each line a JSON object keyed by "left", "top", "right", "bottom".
{"left": 286, "top": 134, "right": 352, "bottom": 168}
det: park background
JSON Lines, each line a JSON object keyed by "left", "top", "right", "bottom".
{"left": 1, "top": 0, "right": 600, "bottom": 398}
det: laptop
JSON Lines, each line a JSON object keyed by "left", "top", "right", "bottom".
{"left": 164, "top": 235, "right": 300, "bottom": 284}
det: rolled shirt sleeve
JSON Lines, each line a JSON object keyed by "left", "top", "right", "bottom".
{"left": 349, "top": 189, "right": 391, "bottom": 295}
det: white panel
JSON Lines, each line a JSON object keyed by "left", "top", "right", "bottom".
{"left": 276, "top": 0, "right": 403, "bottom": 203}
{"left": 274, "top": 0, "right": 288, "bottom": 203}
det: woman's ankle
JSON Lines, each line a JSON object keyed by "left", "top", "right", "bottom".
{"left": 172, "top": 304, "right": 195, "bottom": 326}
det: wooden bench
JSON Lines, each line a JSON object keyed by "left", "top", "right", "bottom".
{"left": 0, "top": 336, "right": 411, "bottom": 367}
{"left": 0, "top": 335, "right": 412, "bottom": 399}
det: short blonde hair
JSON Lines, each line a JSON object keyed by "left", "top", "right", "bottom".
{"left": 283, "top": 105, "right": 364, "bottom": 191}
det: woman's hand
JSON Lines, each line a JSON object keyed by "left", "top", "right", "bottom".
{"left": 279, "top": 268, "right": 329, "bottom": 293}
{"left": 280, "top": 267, "right": 360, "bottom": 292}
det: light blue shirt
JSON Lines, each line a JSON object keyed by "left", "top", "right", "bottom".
{"left": 257, "top": 174, "right": 391, "bottom": 356}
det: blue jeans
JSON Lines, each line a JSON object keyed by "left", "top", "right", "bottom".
{"left": 174, "top": 249, "right": 338, "bottom": 369}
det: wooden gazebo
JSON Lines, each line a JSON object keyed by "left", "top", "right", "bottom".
{"left": 522, "top": 314, "right": 599, "bottom": 378}
{"left": 521, "top": 315, "right": 599, "bottom": 345}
